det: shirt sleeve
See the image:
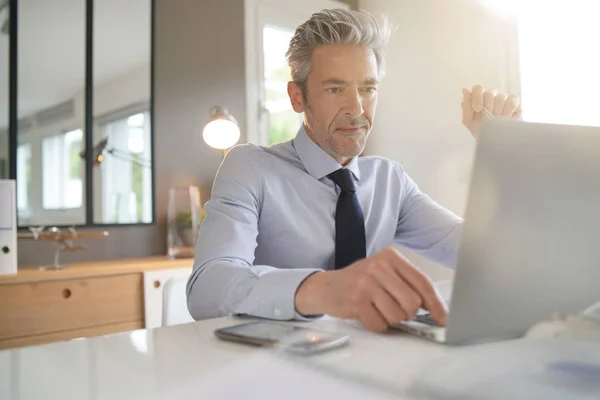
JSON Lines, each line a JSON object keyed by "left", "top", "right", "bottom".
{"left": 186, "top": 145, "right": 322, "bottom": 321}
{"left": 394, "top": 166, "right": 464, "bottom": 268}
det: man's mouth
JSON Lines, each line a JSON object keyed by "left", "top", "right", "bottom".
{"left": 337, "top": 126, "right": 366, "bottom": 133}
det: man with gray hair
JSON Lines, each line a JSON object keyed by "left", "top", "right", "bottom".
{"left": 187, "top": 9, "right": 521, "bottom": 332}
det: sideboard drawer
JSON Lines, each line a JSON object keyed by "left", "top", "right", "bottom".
{"left": 0, "top": 274, "right": 143, "bottom": 340}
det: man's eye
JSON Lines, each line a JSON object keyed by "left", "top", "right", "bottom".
{"left": 363, "top": 87, "right": 377, "bottom": 93}
{"left": 327, "top": 88, "right": 342, "bottom": 93}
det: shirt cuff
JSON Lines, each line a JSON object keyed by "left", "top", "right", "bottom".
{"left": 234, "top": 268, "right": 324, "bottom": 321}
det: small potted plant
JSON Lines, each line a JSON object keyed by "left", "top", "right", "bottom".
{"left": 167, "top": 185, "right": 203, "bottom": 259}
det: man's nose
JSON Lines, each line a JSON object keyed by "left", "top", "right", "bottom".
{"left": 343, "top": 90, "right": 364, "bottom": 119}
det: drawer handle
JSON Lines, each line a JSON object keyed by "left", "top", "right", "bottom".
{"left": 153, "top": 280, "right": 161, "bottom": 289}
{"left": 62, "top": 289, "right": 72, "bottom": 299}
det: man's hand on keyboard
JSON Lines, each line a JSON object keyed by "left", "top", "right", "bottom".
{"left": 295, "top": 248, "right": 447, "bottom": 333}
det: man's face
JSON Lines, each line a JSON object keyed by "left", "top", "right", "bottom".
{"left": 288, "top": 44, "right": 379, "bottom": 165}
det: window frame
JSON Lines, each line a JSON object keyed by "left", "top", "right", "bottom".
{"left": 7, "top": 0, "right": 156, "bottom": 228}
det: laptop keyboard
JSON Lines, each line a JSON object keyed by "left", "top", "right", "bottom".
{"left": 414, "top": 313, "right": 440, "bottom": 326}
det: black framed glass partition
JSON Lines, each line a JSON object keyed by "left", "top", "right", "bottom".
{"left": 17, "top": 0, "right": 86, "bottom": 226}
{"left": 7, "top": 0, "right": 155, "bottom": 228}
{"left": 92, "top": 0, "right": 152, "bottom": 224}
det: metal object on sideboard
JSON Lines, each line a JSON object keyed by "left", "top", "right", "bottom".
{"left": 18, "top": 226, "right": 109, "bottom": 270}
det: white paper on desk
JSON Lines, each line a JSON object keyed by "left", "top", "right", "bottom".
{"left": 407, "top": 338, "right": 600, "bottom": 400}
{"left": 166, "top": 353, "right": 399, "bottom": 400}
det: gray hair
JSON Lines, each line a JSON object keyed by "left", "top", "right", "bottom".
{"left": 286, "top": 9, "right": 392, "bottom": 98}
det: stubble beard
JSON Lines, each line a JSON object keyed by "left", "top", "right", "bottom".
{"left": 305, "top": 102, "right": 370, "bottom": 160}
{"left": 324, "top": 129, "right": 368, "bottom": 159}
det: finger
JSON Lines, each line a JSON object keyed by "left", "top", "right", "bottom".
{"left": 393, "top": 277, "right": 423, "bottom": 320}
{"left": 461, "top": 88, "right": 474, "bottom": 127}
{"left": 405, "top": 272, "right": 447, "bottom": 327}
{"left": 371, "top": 283, "right": 408, "bottom": 325}
{"left": 384, "top": 249, "right": 447, "bottom": 326}
{"left": 493, "top": 92, "right": 507, "bottom": 116}
{"left": 357, "top": 270, "right": 407, "bottom": 324}
{"left": 369, "top": 259, "right": 422, "bottom": 319}
{"left": 356, "top": 301, "right": 389, "bottom": 333}
{"left": 471, "top": 85, "right": 484, "bottom": 112}
{"left": 513, "top": 104, "right": 523, "bottom": 120}
{"left": 483, "top": 89, "right": 495, "bottom": 115}
{"left": 502, "top": 95, "right": 520, "bottom": 117}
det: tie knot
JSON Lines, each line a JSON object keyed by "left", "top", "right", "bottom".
{"left": 329, "top": 168, "right": 356, "bottom": 192}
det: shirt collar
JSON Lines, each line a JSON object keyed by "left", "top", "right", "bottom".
{"left": 293, "top": 124, "right": 361, "bottom": 181}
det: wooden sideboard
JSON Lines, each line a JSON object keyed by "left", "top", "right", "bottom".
{"left": 0, "top": 257, "right": 194, "bottom": 350}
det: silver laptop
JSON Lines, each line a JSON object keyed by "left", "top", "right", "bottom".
{"left": 394, "top": 120, "right": 600, "bottom": 345}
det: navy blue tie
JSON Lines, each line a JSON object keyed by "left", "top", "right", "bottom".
{"left": 328, "top": 168, "right": 367, "bottom": 269}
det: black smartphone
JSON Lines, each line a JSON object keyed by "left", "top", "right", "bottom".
{"left": 214, "top": 321, "right": 350, "bottom": 354}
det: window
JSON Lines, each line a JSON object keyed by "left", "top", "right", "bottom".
{"left": 262, "top": 26, "right": 302, "bottom": 145}
{"left": 17, "top": 143, "right": 31, "bottom": 212}
{"left": 99, "top": 111, "right": 152, "bottom": 224}
{"left": 42, "top": 129, "right": 84, "bottom": 209}
{"left": 517, "top": 1, "right": 600, "bottom": 127}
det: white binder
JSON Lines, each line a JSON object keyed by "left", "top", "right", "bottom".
{"left": 0, "top": 180, "right": 17, "bottom": 275}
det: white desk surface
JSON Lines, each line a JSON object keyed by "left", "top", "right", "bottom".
{"left": 2, "top": 317, "right": 600, "bottom": 400}
{"left": 1, "top": 282, "right": 599, "bottom": 400}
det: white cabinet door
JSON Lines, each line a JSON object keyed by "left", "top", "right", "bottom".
{"left": 143, "top": 267, "right": 192, "bottom": 329}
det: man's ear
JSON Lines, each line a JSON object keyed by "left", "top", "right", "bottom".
{"left": 287, "top": 81, "right": 305, "bottom": 113}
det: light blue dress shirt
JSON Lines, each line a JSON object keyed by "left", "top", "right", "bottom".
{"left": 187, "top": 126, "right": 463, "bottom": 321}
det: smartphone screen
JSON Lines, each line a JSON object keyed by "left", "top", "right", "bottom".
{"left": 219, "top": 322, "right": 306, "bottom": 342}
{"left": 215, "top": 321, "right": 350, "bottom": 353}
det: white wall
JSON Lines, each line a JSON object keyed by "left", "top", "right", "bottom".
{"left": 17, "top": 64, "right": 150, "bottom": 226}
{"left": 359, "top": 0, "right": 521, "bottom": 280}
